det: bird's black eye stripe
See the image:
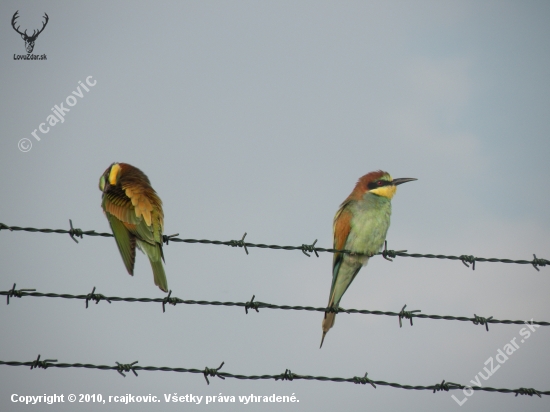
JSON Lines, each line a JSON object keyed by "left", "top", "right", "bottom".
{"left": 367, "top": 180, "right": 392, "bottom": 190}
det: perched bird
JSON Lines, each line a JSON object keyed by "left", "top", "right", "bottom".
{"left": 320, "top": 171, "right": 416, "bottom": 348}
{"left": 99, "top": 163, "right": 168, "bottom": 292}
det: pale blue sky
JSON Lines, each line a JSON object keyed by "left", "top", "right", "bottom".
{"left": 1, "top": 1, "right": 549, "bottom": 411}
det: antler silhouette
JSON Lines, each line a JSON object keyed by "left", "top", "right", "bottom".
{"left": 11, "top": 11, "right": 49, "bottom": 53}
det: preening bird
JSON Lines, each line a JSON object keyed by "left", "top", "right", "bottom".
{"left": 320, "top": 171, "right": 416, "bottom": 348}
{"left": 99, "top": 163, "right": 168, "bottom": 292}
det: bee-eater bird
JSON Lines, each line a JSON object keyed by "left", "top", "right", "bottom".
{"left": 99, "top": 163, "right": 168, "bottom": 293}
{"left": 320, "top": 171, "right": 416, "bottom": 348}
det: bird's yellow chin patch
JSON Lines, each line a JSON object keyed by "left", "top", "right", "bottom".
{"left": 109, "top": 164, "right": 122, "bottom": 185}
{"left": 369, "top": 185, "right": 396, "bottom": 199}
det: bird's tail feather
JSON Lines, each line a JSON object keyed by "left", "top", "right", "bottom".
{"left": 320, "top": 312, "right": 336, "bottom": 348}
{"left": 320, "top": 295, "right": 337, "bottom": 348}
{"left": 320, "top": 261, "right": 365, "bottom": 348}
{"left": 138, "top": 240, "right": 168, "bottom": 293}
{"left": 149, "top": 258, "right": 168, "bottom": 293}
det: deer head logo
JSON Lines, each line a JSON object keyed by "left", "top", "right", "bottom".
{"left": 11, "top": 11, "right": 49, "bottom": 54}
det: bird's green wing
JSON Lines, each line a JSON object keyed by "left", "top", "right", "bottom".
{"left": 105, "top": 210, "right": 136, "bottom": 275}
{"left": 101, "top": 190, "right": 141, "bottom": 275}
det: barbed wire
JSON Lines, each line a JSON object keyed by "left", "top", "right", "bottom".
{"left": 3, "top": 224, "right": 548, "bottom": 402}
{"left": 2, "top": 285, "right": 549, "bottom": 330}
{"left": 0, "top": 221, "right": 548, "bottom": 271}
{"left": 0, "top": 355, "right": 546, "bottom": 397}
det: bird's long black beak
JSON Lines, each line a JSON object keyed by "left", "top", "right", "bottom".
{"left": 392, "top": 177, "right": 417, "bottom": 186}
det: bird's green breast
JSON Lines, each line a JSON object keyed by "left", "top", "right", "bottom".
{"left": 346, "top": 193, "right": 392, "bottom": 255}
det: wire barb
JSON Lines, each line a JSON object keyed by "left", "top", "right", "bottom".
{"left": 85, "top": 287, "right": 111, "bottom": 308}
{"left": 381, "top": 240, "right": 407, "bottom": 262}
{"left": 515, "top": 387, "right": 542, "bottom": 398}
{"left": 301, "top": 239, "right": 319, "bottom": 257}
{"left": 229, "top": 233, "right": 249, "bottom": 255}
{"left": 353, "top": 372, "right": 377, "bottom": 388}
{"left": 472, "top": 314, "right": 493, "bottom": 331}
{"left": 460, "top": 255, "right": 476, "bottom": 270}
{"left": 116, "top": 361, "right": 139, "bottom": 377}
{"left": 531, "top": 254, "right": 547, "bottom": 272}
{"left": 398, "top": 304, "right": 421, "bottom": 327}
{"left": 0, "top": 223, "right": 13, "bottom": 231}
{"left": 432, "top": 380, "right": 463, "bottom": 393}
{"left": 162, "top": 290, "right": 181, "bottom": 313}
{"left": 68, "top": 219, "right": 83, "bottom": 243}
{"left": 162, "top": 233, "right": 180, "bottom": 245}
{"left": 382, "top": 240, "right": 395, "bottom": 261}
{"left": 30, "top": 354, "right": 57, "bottom": 370}
{"left": 276, "top": 369, "right": 295, "bottom": 381}
{"left": 245, "top": 295, "right": 259, "bottom": 314}
{"left": 6, "top": 283, "right": 36, "bottom": 305}
{"left": 203, "top": 362, "right": 225, "bottom": 385}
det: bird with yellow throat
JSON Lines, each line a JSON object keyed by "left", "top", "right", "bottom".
{"left": 99, "top": 163, "right": 168, "bottom": 292}
{"left": 320, "top": 171, "right": 416, "bottom": 347}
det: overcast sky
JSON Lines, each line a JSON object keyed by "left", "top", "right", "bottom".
{"left": 1, "top": 1, "right": 549, "bottom": 411}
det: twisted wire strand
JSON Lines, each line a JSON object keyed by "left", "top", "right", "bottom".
{"left": 2, "top": 286, "right": 549, "bottom": 328}
{"left": 3, "top": 223, "right": 548, "bottom": 400}
{"left": 0, "top": 356, "right": 546, "bottom": 397}
{"left": 1, "top": 222, "right": 548, "bottom": 270}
